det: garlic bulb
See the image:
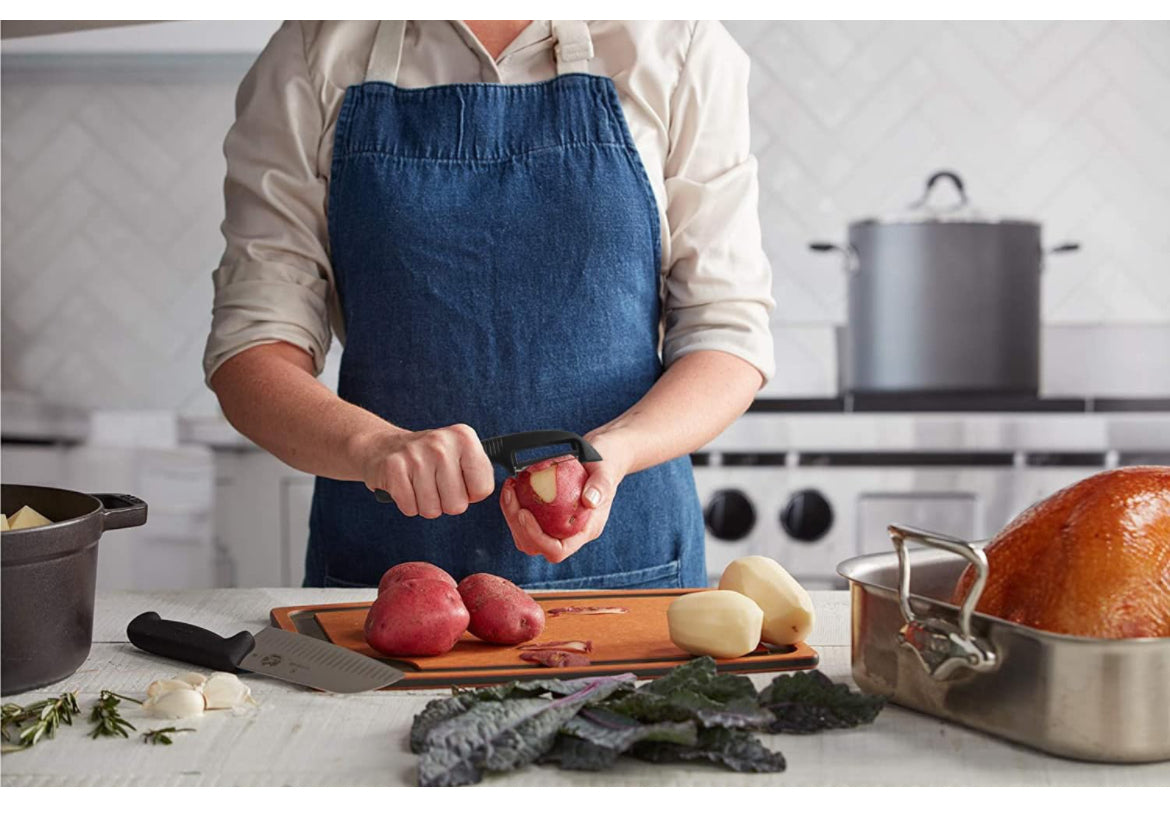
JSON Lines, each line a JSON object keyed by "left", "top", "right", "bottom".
{"left": 202, "top": 672, "right": 254, "bottom": 710}
{"left": 143, "top": 688, "right": 206, "bottom": 719}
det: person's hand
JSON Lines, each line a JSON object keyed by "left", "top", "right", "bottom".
{"left": 360, "top": 423, "right": 495, "bottom": 518}
{"left": 500, "top": 432, "right": 632, "bottom": 563}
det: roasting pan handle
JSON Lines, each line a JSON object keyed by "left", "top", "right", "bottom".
{"left": 888, "top": 523, "right": 998, "bottom": 681}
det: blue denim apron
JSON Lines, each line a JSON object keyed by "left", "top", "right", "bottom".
{"left": 307, "top": 21, "right": 706, "bottom": 590}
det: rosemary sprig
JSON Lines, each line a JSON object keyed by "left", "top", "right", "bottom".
{"left": 142, "top": 726, "right": 196, "bottom": 745}
{"left": 87, "top": 690, "right": 140, "bottom": 739}
{"left": 0, "top": 692, "right": 80, "bottom": 752}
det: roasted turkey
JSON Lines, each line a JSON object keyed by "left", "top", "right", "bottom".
{"left": 953, "top": 466, "right": 1170, "bottom": 639}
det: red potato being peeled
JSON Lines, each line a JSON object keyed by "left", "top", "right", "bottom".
{"left": 377, "top": 561, "right": 457, "bottom": 594}
{"left": 364, "top": 578, "right": 469, "bottom": 657}
{"left": 508, "top": 454, "right": 592, "bottom": 538}
{"left": 457, "top": 573, "right": 546, "bottom": 645}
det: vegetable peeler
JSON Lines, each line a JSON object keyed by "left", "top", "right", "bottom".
{"left": 374, "top": 429, "right": 602, "bottom": 503}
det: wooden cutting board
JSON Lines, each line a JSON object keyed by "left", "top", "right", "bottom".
{"left": 270, "top": 588, "right": 818, "bottom": 690}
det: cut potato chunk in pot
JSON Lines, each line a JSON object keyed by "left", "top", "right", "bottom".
{"left": 6, "top": 505, "right": 52, "bottom": 530}
{"left": 718, "top": 556, "right": 814, "bottom": 645}
{"left": 667, "top": 590, "right": 764, "bottom": 659}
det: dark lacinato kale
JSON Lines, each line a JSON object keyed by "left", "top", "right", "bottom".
{"left": 565, "top": 708, "right": 698, "bottom": 753}
{"left": 409, "top": 674, "right": 633, "bottom": 753}
{"left": 538, "top": 734, "right": 623, "bottom": 771}
{"left": 630, "top": 726, "right": 786, "bottom": 773}
{"left": 757, "top": 670, "right": 886, "bottom": 734}
{"left": 414, "top": 673, "right": 635, "bottom": 786}
{"left": 408, "top": 659, "right": 886, "bottom": 786}
{"left": 600, "top": 656, "right": 775, "bottom": 730}
{"left": 538, "top": 708, "right": 699, "bottom": 772}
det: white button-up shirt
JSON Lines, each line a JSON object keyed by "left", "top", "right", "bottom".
{"left": 204, "top": 20, "right": 775, "bottom": 385}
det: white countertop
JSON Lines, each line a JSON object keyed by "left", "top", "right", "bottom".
{"left": 1, "top": 589, "right": 1166, "bottom": 786}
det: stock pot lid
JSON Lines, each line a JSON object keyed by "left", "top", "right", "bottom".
{"left": 858, "top": 170, "right": 1038, "bottom": 227}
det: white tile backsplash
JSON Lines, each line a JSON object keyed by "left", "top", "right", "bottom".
{"left": 2, "top": 21, "right": 1168, "bottom": 414}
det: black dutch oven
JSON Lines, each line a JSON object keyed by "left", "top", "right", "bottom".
{"left": 1, "top": 484, "right": 147, "bottom": 694}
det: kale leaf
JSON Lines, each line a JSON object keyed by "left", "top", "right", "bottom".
{"left": 600, "top": 656, "right": 775, "bottom": 730}
{"left": 414, "top": 673, "right": 635, "bottom": 786}
{"left": 538, "top": 734, "right": 623, "bottom": 771}
{"left": 757, "top": 670, "right": 886, "bottom": 734}
{"left": 564, "top": 708, "right": 698, "bottom": 752}
{"left": 630, "top": 726, "right": 786, "bottom": 773}
{"left": 538, "top": 708, "right": 699, "bottom": 772}
{"left": 410, "top": 674, "right": 635, "bottom": 753}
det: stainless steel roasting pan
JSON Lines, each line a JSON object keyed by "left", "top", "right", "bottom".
{"left": 837, "top": 524, "right": 1170, "bottom": 763}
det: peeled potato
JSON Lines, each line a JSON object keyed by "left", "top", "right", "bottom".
{"left": 667, "top": 590, "right": 764, "bottom": 659}
{"left": 718, "top": 556, "right": 814, "bottom": 645}
{"left": 0, "top": 514, "right": 7, "bottom": 531}
{"left": 7, "top": 505, "right": 52, "bottom": 530}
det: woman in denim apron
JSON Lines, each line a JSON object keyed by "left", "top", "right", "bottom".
{"left": 208, "top": 22, "right": 771, "bottom": 590}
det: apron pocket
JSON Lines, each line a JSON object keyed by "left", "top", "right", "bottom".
{"left": 520, "top": 560, "right": 682, "bottom": 592}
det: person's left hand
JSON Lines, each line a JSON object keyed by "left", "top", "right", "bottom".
{"left": 500, "top": 432, "right": 631, "bottom": 564}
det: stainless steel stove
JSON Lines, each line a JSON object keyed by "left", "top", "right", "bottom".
{"left": 692, "top": 398, "right": 1170, "bottom": 588}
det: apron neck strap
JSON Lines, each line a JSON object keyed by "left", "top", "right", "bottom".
{"left": 552, "top": 21, "right": 593, "bottom": 75}
{"left": 366, "top": 20, "right": 407, "bottom": 84}
{"left": 366, "top": 21, "right": 593, "bottom": 83}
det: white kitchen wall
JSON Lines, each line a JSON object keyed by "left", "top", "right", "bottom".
{"left": 2, "top": 20, "right": 1168, "bottom": 413}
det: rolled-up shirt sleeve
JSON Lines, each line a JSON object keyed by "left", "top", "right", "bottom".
{"left": 660, "top": 21, "right": 776, "bottom": 384}
{"left": 203, "top": 20, "right": 334, "bottom": 384}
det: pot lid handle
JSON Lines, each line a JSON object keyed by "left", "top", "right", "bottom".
{"left": 909, "top": 170, "right": 969, "bottom": 212}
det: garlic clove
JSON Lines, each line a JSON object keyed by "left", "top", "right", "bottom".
{"left": 172, "top": 671, "right": 208, "bottom": 690}
{"left": 147, "top": 678, "right": 194, "bottom": 699}
{"left": 201, "top": 672, "right": 254, "bottom": 710}
{"left": 143, "top": 687, "right": 206, "bottom": 719}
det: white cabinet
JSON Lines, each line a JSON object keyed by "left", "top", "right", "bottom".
{"left": 282, "top": 479, "right": 316, "bottom": 588}
{"left": 214, "top": 449, "right": 314, "bottom": 588}
{"left": 1, "top": 442, "right": 216, "bottom": 591}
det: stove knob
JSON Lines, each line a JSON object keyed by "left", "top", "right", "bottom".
{"left": 780, "top": 489, "right": 833, "bottom": 543}
{"left": 703, "top": 489, "right": 756, "bottom": 541}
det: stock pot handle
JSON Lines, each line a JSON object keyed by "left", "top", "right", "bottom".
{"left": 888, "top": 523, "right": 998, "bottom": 680}
{"left": 94, "top": 493, "right": 148, "bottom": 531}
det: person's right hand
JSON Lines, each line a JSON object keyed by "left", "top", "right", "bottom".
{"left": 359, "top": 423, "right": 495, "bottom": 519}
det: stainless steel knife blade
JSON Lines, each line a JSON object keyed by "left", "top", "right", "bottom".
{"left": 240, "top": 627, "right": 403, "bottom": 693}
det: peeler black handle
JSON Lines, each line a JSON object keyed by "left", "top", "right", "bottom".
{"left": 374, "top": 429, "right": 602, "bottom": 504}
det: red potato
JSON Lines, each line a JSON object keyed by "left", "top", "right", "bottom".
{"left": 378, "top": 561, "right": 457, "bottom": 594}
{"left": 364, "top": 578, "right": 470, "bottom": 657}
{"left": 509, "top": 454, "right": 592, "bottom": 538}
{"left": 457, "top": 573, "right": 546, "bottom": 645}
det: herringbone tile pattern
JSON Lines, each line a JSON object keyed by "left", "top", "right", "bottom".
{"left": 2, "top": 22, "right": 1168, "bottom": 409}
{"left": 726, "top": 20, "right": 1170, "bottom": 330}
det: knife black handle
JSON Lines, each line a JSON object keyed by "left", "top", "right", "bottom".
{"left": 374, "top": 429, "right": 602, "bottom": 504}
{"left": 127, "top": 611, "right": 254, "bottom": 674}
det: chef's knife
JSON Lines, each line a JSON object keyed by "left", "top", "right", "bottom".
{"left": 374, "top": 428, "right": 602, "bottom": 504}
{"left": 127, "top": 611, "right": 403, "bottom": 693}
